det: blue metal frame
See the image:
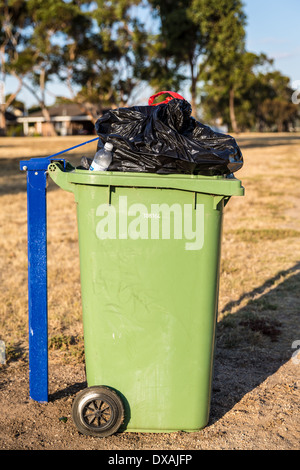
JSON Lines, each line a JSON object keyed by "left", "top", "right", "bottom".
{"left": 20, "top": 137, "right": 98, "bottom": 402}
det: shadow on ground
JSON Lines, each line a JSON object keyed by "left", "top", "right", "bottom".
{"left": 235, "top": 134, "right": 300, "bottom": 149}
{"left": 0, "top": 154, "right": 88, "bottom": 196}
{"left": 210, "top": 261, "right": 300, "bottom": 424}
{"left": 46, "top": 262, "right": 300, "bottom": 432}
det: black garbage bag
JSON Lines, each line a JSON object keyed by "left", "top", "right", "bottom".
{"left": 95, "top": 98, "right": 243, "bottom": 175}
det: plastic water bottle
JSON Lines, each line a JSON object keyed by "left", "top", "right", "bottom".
{"left": 90, "top": 142, "right": 113, "bottom": 171}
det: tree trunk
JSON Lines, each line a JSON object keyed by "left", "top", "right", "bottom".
{"left": 277, "top": 120, "right": 284, "bottom": 133}
{"left": 66, "top": 71, "right": 100, "bottom": 124}
{"left": 22, "top": 81, "right": 57, "bottom": 136}
{"left": 0, "top": 74, "right": 23, "bottom": 136}
{"left": 190, "top": 53, "right": 210, "bottom": 120}
{"left": 229, "top": 87, "right": 239, "bottom": 133}
{"left": 190, "top": 77, "right": 198, "bottom": 118}
{"left": 189, "top": 56, "right": 198, "bottom": 118}
{"left": 40, "top": 105, "right": 57, "bottom": 136}
{"left": 0, "top": 106, "right": 7, "bottom": 136}
{"left": 39, "top": 69, "right": 57, "bottom": 136}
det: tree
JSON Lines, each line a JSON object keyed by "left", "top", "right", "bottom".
{"left": 145, "top": 0, "right": 207, "bottom": 114}
{"left": 58, "top": 0, "right": 148, "bottom": 121}
{"left": 1, "top": 0, "right": 150, "bottom": 135}
{"left": 201, "top": 52, "right": 267, "bottom": 131}
{"left": 145, "top": 0, "right": 246, "bottom": 121}
{"left": 0, "top": 0, "right": 30, "bottom": 135}
{"left": 191, "top": 0, "right": 247, "bottom": 131}
{"left": 201, "top": 53, "right": 298, "bottom": 132}
{"left": 255, "top": 71, "right": 298, "bottom": 132}
{"left": 18, "top": 0, "right": 94, "bottom": 135}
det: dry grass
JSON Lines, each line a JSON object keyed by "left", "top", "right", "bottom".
{"left": 0, "top": 136, "right": 97, "bottom": 362}
{"left": 0, "top": 133, "right": 300, "bottom": 362}
{"left": 217, "top": 134, "right": 300, "bottom": 357}
{"left": 1, "top": 133, "right": 300, "bottom": 450}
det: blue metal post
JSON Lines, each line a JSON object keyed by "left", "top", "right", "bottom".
{"left": 20, "top": 157, "right": 67, "bottom": 403}
{"left": 20, "top": 138, "right": 98, "bottom": 402}
{"left": 26, "top": 168, "right": 48, "bottom": 402}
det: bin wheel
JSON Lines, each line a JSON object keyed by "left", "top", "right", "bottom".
{"left": 72, "top": 386, "right": 124, "bottom": 438}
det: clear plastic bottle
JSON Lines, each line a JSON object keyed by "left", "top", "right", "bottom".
{"left": 90, "top": 142, "right": 113, "bottom": 171}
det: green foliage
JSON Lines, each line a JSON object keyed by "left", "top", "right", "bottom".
{"left": 145, "top": 0, "right": 207, "bottom": 106}
{"left": 0, "top": 0, "right": 298, "bottom": 133}
{"left": 146, "top": 0, "right": 246, "bottom": 117}
{"left": 56, "top": 0, "right": 148, "bottom": 113}
{"left": 201, "top": 53, "right": 298, "bottom": 131}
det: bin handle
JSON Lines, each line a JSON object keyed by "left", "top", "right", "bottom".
{"left": 148, "top": 91, "right": 186, "bottom": 106}
{"left": 48, "top": 161, "right": 75, "bottom": 194}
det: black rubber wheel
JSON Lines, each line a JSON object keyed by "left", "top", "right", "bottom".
{"left": 72, "top": 386, "right": 124, "bottom": 437}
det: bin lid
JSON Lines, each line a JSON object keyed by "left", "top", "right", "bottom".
{"left": 48, "top": 163, "right": 244, "bottom": 197}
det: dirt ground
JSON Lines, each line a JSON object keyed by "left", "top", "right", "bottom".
{"left": 0, "top": 134, "right": 299, "bottom": 451}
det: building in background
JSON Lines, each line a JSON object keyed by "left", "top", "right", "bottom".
{"left": 17, "top": 103, "right": 97, "bottom": 136}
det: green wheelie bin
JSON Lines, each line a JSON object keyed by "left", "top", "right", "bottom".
{"left": 48, "top": 162, "right": 244, "bottom": 437}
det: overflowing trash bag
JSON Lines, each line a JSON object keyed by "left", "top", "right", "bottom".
{"left": 93, "top": 91, "right": 243, "bottom": 176}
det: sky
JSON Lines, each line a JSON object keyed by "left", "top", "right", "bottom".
{"left": 244, "top": 0, "right": 300, "bottom": 86}
{"left": 5, "top": 0, "right": 300, "bottom": 108}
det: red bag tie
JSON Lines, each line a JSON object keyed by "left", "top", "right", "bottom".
{"left": 148, "top": 91, "right": 185, "bottom": 106}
